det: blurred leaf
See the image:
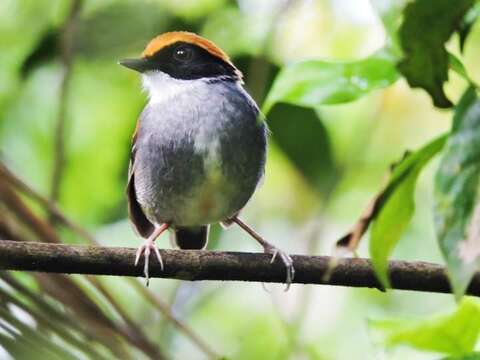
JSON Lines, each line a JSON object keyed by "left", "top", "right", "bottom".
{"left": 458, "top": 3, "right": 480, "bottom": 53}
{"left": 75, "top": 2, "right": 169, "bottom": 60}
{"left": 232, "top": 315, "right": 289, "bottom": 360}
{"left": 262, "top": 50, "right": 399, "bottom": 114}
{"left": 162, "top": 0, "right": 226, "bottom": 21}
{"left": 434, "top": 86, "right": 480, "bottom": 299}
{"left": 201, "top": 6, "right": 271, "bottom": 58}
{"left": 370, "top": 0, "right": 407, "bottom": 55}
{"left": 59, "top": 61, "right": 143, "bottom": 224}
{"left": 20, "top": 29, "right": 59, "bottom": 78}
{"left": 369, "top": 299, "right": 480, "bottom": 356}
{"left": 268, "top": 103, "right": 337, "bottom": 195}
{"left": 370, "top": 135, "right": 447, "bottom": 287}
{"left": 0, "top": 0, "right": 65, "bottom": 111}
{"left": 0, "top": 64, "right": 62, "bottom": 193}
{"left": 442, "top": 354, "right": 480, "bottom": 360}
{"left": 449, "top": 52, "right": 471, "bottom": 83}
{"left": 397, "top": 0, "right": 474, "bottom": 108}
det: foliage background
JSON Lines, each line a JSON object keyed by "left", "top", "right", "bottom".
{"left": 1, "top": 0, "right": 480, "bottom": 359}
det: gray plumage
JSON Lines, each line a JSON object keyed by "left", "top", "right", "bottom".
{"left": 127, "top": 76, "right": 267, "bottom": 249}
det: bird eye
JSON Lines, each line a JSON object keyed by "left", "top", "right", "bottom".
{"left": 173, "top": 46, "right": 193, "bottom": 62}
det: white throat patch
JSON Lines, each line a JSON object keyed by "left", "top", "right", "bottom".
{"left": 142, "top": 71, "right": 205, "bottom": 105}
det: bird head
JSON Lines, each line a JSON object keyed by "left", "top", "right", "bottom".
{"left": 119, "top": 31, "right": 242, "bottom": 82}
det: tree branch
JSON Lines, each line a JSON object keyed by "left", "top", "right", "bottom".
{"left": 0, "top": 240, "right": 477, "bottom": 296}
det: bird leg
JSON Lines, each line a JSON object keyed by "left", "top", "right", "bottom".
{"left": 230, "top": 216, "right": 295, "bottom": 290}
{"left": 135, "top": 223, "right": 169, "bottom": 286}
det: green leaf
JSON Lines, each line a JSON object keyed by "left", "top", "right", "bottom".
{"left": 458, "top": 3, "right": 480, "bottom": 53}
{"left": 442, "top": 353, "right": 480, "bottom": 360}
{"left": 370, "top": 0, "right": 407, "bottom": 56}
{"left": 262, "top": 50, "right": 399, "bottom": 114}
{"left": 370, "top": 299, "right": 480, "bottom": 356}
{"left": 201, "top": 7, "right": 271, "bottom": 58}
{"left": 267, "top": 103, "right": 337, "bottom": 195}
{"left": 370, "top": 135, "right": 447, "bottom": 287}
{"left": 434, "top": 86, "right": 480, "bottom": 299}
{"left": 75, "top": 2, "right": 169, "bottom": 60}
{"left": 397, "top": 0, "right": 475, "bottom": 108}
{"left": 449, "top": 52, "right": 471, "bottom": 83}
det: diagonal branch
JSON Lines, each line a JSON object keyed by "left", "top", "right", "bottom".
{"left": 0, "top": 163, "right": 219, "bottom": 359}
{"left": 0, "top": 240, "right": 478, "bottom": 297}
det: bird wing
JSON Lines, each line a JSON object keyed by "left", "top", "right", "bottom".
{"left": 126, "top": 121, "right": 155, "bottom": 238}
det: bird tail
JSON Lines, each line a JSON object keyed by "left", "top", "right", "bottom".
{"left": 172, "top": 226, "right": 209, "bottom": 250}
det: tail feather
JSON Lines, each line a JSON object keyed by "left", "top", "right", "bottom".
{"left": 173, "top": 226, "right": 209, "bottom": 250}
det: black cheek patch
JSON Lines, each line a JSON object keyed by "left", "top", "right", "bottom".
{"left": 147, "top": 42, "right": 238, "bottom": 80}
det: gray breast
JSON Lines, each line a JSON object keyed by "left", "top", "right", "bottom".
{"left": 133, "top": 79, "right": 267, "bottom": 226}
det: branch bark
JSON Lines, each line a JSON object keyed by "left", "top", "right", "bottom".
{"left": 0, "top": 240, "right": 478, "bottom": 296}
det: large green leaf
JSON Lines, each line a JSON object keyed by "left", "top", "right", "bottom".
{"left": 434, "top": 86, "right": 480, "bottom": 299}
{"left": 267, "top": 103, "right": 337, "bottom": 196}
{"left": 370, "top": 299, "right": 480, "bottom": 356}
{"left": 262, "top": 50, "right": 399, "bottom": 114}
{"left": 370, "top": 135, "right": 447, "bottom": 287}
{"left": 397, "top": 0, "right": 475, "bottom": 108}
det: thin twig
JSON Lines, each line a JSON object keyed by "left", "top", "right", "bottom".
{"left": 50, "top": 0, "right": 82, "bottom": 203}
{"left": 0, "top": 163, "right": 219, "bottom": 358}
{"left": 127, "top": 279, "right": 220, "bottom": 359}
{"left": 86, "top": 276, "right": 168, "bottom": 360}
{"left": 0, "top": 179, "right": 165, "bottom": 359}
{"left": 0, "top": 240, "right": 476, "bottom": 297}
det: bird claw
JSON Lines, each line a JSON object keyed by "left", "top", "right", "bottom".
{"left": 264, "top": 244, "right": 295, "bottom": 291}
{"left": 135, "top": 238, "right": 164, "bottom": 286}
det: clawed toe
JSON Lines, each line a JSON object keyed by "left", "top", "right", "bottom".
{"left": 264, "top": 245, "right": 295, "bottom": 291}
{"left": 134, "top": 239, "right": 164, "bottom": 286}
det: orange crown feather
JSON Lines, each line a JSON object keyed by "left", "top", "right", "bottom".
{"left": 142, "top": 32, "right": 229, "bottom": 63}
{"left": 141, "top": 31, "right": 242, "bottom": 80}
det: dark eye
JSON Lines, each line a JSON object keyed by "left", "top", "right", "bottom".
{"left": 173, "top": 46, "right": 193, "bottom": 62}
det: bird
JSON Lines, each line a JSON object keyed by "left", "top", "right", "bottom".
{"left": 119, "top": 31, "right": 294, "bottom": 287}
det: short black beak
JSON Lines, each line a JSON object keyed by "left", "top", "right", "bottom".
{"left": 118, "top": 58, "right": 151, "bottom": 73}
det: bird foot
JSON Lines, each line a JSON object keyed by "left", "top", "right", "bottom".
{"left": 135, "top": 238, "right": 163, "bottom": 286}
{"left": 263, "top": 244, "right": 295, "bottom": 291}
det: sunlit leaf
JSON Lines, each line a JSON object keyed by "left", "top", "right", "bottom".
{"left": 441, "top": 353, "right": 480, "bottom": 360}
{"left": 262, "top": 50, "right": 399, "bottom": 114}
{"left": 370, "top": 299, "right": 480, "bottom": 356}
{"left": 434, "top": 86, "right": 480, "bottom": 299}
{"left": 397, "top": 0, "right": 475, "bottom": 108}
{"left": 370, "top": 135, "right": 447, "bottom": 287}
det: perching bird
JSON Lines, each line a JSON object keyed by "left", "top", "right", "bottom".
{"left": 119, "top": 31, "right": 294, "bottom": 286}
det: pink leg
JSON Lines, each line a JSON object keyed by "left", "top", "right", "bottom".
{"left": 135, "top": 223, "right": 169, "bottom": 286}
{"left": 231, "top": 216, "right": 295, "bottom": 290}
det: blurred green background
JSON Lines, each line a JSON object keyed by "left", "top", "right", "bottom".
{"left": 1, "top": 0, "right": 480, "bottom": 359}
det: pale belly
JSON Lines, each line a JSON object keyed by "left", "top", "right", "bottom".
{"left": 134, "top": 145, "right": 261, "bottom": 227}
{"left": 168, "top": 166, "right": 239, "bottom": 225}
